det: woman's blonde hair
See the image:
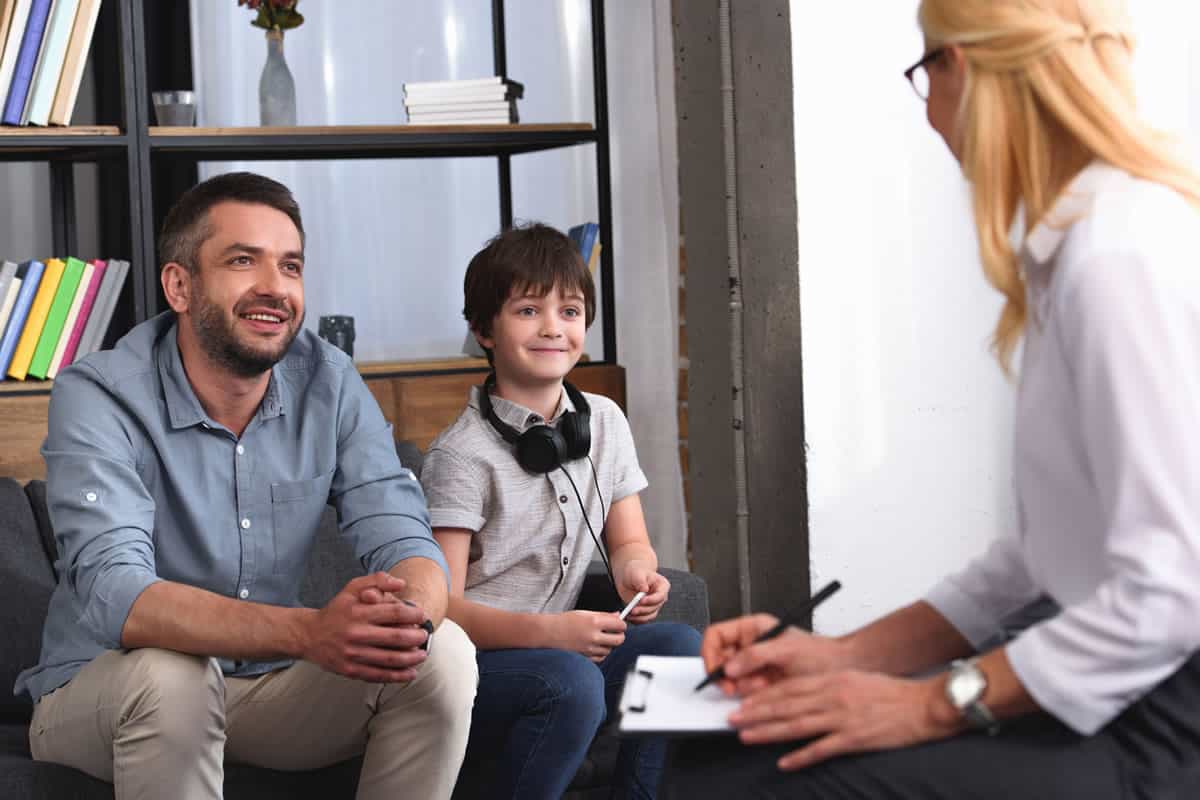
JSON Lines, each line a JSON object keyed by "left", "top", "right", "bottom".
{"left": 919, "top": 0, "right": 1200, "bottom": 371}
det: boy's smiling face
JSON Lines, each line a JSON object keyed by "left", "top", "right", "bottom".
{"left": 478, "top": 282, "right": 587, "bottom": 388}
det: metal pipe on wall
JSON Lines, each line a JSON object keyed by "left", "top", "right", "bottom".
{"left": 718, "top": 0, "right": 752, "bottom": 613}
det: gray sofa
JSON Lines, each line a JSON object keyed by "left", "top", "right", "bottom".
{"left": 0, "top": 460, "right": 709, "bottom": 799}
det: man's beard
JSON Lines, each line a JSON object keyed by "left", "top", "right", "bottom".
{"left": 191, "top": 288, "right": 303, "bottom": 379}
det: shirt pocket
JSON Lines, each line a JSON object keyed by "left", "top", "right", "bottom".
{"left": 270, "top": 470, "right": 334, "bottom": 575}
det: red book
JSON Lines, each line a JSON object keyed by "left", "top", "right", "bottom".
{"left": 54, "top": 258, "right": 106, "bottom": 370}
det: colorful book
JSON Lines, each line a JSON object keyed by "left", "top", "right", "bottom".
{"left": 8, "top": 256, "right": 62, "bottom": 378}
{"left": 0, "top": 0, "right": 17, "bottom": 70}
{"left": 23, "top": 0, "right": 78, "bottom": 126}
{"left": 75, "top": 257, "right": 127, "bottom": 356}
{"left": 0, "top": 260, "right": 44, "bottom": 377}
{"left": 47, "top": 0, "right": 97, "bottom": 126}
{"left": 0, "top": 260, "right": 17, "bottom": 311}
{"left": 0, "top": 0, "right": 32, "bottom": 109}
{"left": 568, "top": 222, "right": 599, "bottom": 267}
{"left": 51, "top": 256, "right": 103, "bottom": 371}
{"left": 0, "top": 275, "right": 20, "bottom": 346}
{"left": 588, "top": 242, "right": 601, "bottom": 275}
{"left": 1, "top": 0, "right": 52, "bottom": 125}
{"left": 46, "top": 257, "right": 91, "bottom": 376}
{"left": 27, "top": 254, "right": 82, "bottom": 378}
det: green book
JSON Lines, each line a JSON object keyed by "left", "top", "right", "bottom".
{"left": 27, "top": 256, "right": 85, "bottom": 379}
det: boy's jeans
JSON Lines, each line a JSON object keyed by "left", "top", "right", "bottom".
{"left": 465, "top": 621, "right": 702, "bottom": 800}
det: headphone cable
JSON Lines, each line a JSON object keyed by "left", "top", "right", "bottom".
{"left": 559, "top": 464, "right": 619, "bottom": 597}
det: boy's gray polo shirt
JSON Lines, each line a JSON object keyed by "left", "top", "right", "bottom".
{"left": 421, "top": 385, "right": 648, "bottom": 614}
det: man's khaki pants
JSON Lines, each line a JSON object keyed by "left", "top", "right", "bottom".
{"left": 28, "top": 620, "right": 477, "bottom": 800}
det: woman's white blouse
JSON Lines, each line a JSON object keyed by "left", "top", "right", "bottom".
{"left": 925, "top": 162, "right": 1200, "bottom": 735}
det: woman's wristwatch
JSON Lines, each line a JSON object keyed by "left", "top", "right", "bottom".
{"left": 944, "top": 658, "right": 996, "bottom": 731}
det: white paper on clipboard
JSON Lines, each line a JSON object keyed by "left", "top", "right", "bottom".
{"left": 617, "top": 655, "right": 739, "bottom": 735}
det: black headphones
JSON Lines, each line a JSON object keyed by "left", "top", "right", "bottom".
{"left": 477, "top": 372, "right": 592, "bottom": 474}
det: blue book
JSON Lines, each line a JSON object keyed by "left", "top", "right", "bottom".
{"left": 0, "top": 260, "right": 45, "bottom": 378}
{"left": 568, "top": 222, "right": 600, "bottom": 264}
{"left": 1, "top": 0, "right": 52, "bottom": 126}
{"left": 567, "top": 224, "right": 585, "bottom": 253}
{"left": 578, "top": 222, "right": 599, "bottom": 265}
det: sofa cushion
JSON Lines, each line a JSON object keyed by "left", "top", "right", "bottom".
{"left": 299, "top": 506, "right": 364, "bottom": 608}
{"left": 0, "top": 479, "right": 55, "bottom": 723}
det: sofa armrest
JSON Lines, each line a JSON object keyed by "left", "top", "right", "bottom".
{"left": 574, "top": 562, "right": 710, "bottom": 632}
{"left": 655, "top": 567, "right": 710, "bottom": 631}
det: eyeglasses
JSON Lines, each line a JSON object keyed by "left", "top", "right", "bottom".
{"left": 903, "top": 47, "right": 945, "bottom": 101}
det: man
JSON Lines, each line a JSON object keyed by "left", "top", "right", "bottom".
{"left": 15, "top": 172, "right": 477, "bottom": 800}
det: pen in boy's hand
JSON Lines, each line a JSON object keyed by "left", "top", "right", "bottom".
{"left": 693, "top": 579, "right": 842, "bottom": 692}
{"left": 619, "top": 591, "right": 647, "bottom": 621}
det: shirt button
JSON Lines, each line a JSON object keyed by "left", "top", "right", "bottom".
{"left": 238, "top": 588, "right": 249, "bottom": 599}
{"left": 562, "top": 556, "right": 569, "bottom": 566}
{"left": 85, "top": 491, "right": 97, "bottom": 502}
{"left": 241, "top": 518, "right": 251, "bottom": 529}
{"left": 559, "top": 495, "right": 568, "bottom": 504}
{"left": 236, "top": 445, "right": 245, "bottom": 455}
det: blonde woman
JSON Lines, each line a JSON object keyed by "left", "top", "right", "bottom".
{"left": 662, "top": 0, "right": 1200, "bottom": 796}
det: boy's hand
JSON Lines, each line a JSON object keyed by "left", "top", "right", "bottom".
{"left": 618, "top": 561, "right": 670, "bottom": 624}
{"left": 551, "top": 610, "right": 627, "bottom": 662}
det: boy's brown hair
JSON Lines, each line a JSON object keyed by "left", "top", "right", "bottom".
{"left": 463, "top": 222, "right": 596, "bottom": 348}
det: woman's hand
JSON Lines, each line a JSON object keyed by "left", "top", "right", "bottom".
{"left": 550, "top": 610, "right": 627, "bottom": 662}
{"left": 618, "top": 560, "right": 670, "bottom": 624}
{"left": 701, "top": 614, "right": 852, "bottom": 695}
{"left": 731, "top": 670, "right": 964, "bottom": 771}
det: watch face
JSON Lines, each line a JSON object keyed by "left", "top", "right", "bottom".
{"left": 948, "top": 663, "right": 987, "bottom": 707}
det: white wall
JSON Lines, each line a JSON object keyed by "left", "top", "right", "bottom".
{"left": 792, "top": 1, "right": 1200, "bottom": 635}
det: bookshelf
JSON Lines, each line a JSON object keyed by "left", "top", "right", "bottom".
{"left": 0, "top": 0, "right": 622, "bottom": 479}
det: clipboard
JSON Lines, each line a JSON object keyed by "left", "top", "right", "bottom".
{"left": 617, "top": 655, "right": 739, "bottom": 736}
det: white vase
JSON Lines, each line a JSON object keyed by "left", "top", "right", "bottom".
{"left": 259, "top": 29, "right": 296, "bottom": 126}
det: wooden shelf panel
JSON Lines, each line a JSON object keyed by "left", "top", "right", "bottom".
{"left": 0, "top": 380, "right": 52, "bottom": 396}
{"left": 148, "top": 123, "right": 597, "bottom": 160}
{"left": 0, "top": 126, "right": 127, "bottom": 161}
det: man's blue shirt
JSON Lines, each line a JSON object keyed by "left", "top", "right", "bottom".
{"left": 15, "top": 313, "right": 446, "bottom": 702}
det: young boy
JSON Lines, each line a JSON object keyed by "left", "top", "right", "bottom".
{"left": 420, "top": 223, "right": 701, "bottom": 800}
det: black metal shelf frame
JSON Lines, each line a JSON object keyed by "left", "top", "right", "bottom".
{"left": 148, "top": 128, "right": 600, "bottom": 161}
{"left": 0, "top": 0, "right": 618, "bottom": 364}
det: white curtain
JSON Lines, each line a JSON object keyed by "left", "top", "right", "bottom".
{"left": 189, "top": 0, "right": 686, "bottom": 565}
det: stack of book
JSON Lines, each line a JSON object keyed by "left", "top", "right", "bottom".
{"left": 0, "top": 257, "right": 130, "bottom": 381}
{"left": 403, "top": 76, "right": 523, "bottom": 126}
{"left": 0, "top": 0, "right": 103, "bottom": 127}
{"left": 568, "top": 222, "right": 601, "bottom": 276}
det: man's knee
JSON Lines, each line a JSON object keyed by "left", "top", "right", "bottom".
{"left": 121, "top": 648, "right": 225, "bottom": 743}
{"left": 403, "top": 619, "right": 478, "bottom": 722}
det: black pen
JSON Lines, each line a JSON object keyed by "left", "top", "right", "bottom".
{"left": 693, "top": 579, "right": 842, "bottom": 692}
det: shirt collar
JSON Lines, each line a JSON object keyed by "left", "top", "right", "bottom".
{"left": 157, "top": 318, "right": 288, "bottom": 431}
{"left": 469, "top": 383, "right": 575, "bottom": 434}
{"left": 1022, "top": 161, "right": 1127, "bottom": 269}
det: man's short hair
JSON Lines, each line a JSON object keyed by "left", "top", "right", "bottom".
{"left": 463, "top": 222, "right": 596, "bottom": 342}
{"left": 158, "top": 171, "right": 305, "bottom": 273}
